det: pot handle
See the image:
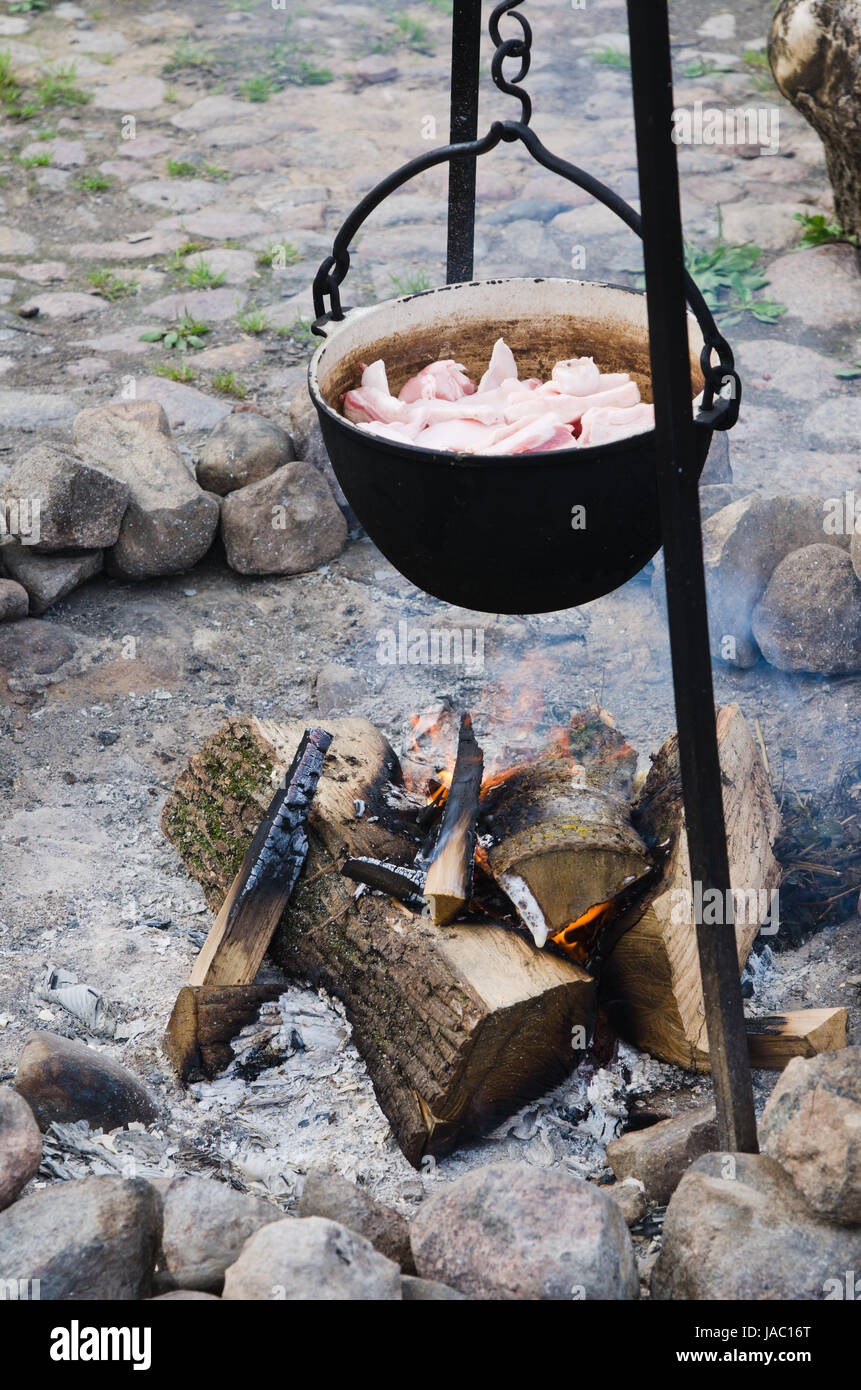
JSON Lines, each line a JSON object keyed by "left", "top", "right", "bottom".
{"left": 311, "top": 119, "right": 740, "bottom": 429}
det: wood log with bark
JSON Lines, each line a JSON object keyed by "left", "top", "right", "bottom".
{"left": 600, "top": 703, "right": 782, "bottom": 1070}
{"left": 423, "top": 713, "right": 483, "bottom": 925}
{"left": 161, "top": 715, "right": 595, "bottom": 1165}
{"left": 480, "top": 708, "right": 653, "bottom": 948}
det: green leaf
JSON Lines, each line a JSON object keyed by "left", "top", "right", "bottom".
{"left": 186, "top": 334, "right": 205, "bottom": 348}
{"left": 139, "top": 330, "right": 163, "bottom": 342}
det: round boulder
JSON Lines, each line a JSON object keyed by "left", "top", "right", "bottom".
{"left": 409, "top": 1161, "right": 638, "bottom": 1300}
{"left": 751, "top": 543, "right": 861, "bottom": 673}
{"left": 197, "top": 412, "right": 294, "bottom": 495}
{"left": 0, "top": 1088, "right": 41, "bottom": 1211}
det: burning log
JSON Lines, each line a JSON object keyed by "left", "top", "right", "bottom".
{"left": 161, "top": 716, "right": 595, "bottom": 1165}
{"left": 600, "top": 704, "right": 782, "bottom": 1070}
{"left": 188, "top": 727, "right": 333, "bottom": 987}
{"left": 423, "top": 713, "right": 484, "bottom": 925}
{"left": 481, "top": 708, "right": 653, "bottom": 948}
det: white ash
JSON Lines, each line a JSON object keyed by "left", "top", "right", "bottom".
{"left": 183, "top": 981, "right": 684, "bottom": 1214}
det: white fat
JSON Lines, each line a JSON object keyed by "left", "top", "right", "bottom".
{"left": 498, "top": 871, "right": 550, "bottom": 947}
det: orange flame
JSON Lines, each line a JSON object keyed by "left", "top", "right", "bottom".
{"left": 551, "top": 900, "right": 615, "bottom": 963}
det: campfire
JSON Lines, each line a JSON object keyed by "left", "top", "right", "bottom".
{"left": 158, "top": 700, "right": 846, "bottom": 1169}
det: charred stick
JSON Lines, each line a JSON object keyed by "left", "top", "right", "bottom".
{"left": 423, "top": 712, "right": 484, "bottom": 925}
{"left": 341, "top": 856, "right": 426, "bottom": 908}
{"left": 189, "top": 726, "right": 332, "bottom": 987}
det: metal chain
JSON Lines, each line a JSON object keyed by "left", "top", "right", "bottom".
{"left": 489, "top": 1, "right": 533, "bottom": 126}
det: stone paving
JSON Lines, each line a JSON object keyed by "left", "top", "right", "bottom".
{"left": 0, "top": 1, "right": 858, "bottom": 1198}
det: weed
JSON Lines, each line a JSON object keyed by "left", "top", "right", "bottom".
{"left": 88, "top": 268, "right": 138, "bottom": 301}
{"left": 74, "top": 172, "right": 112, "bottom": 192}
{"left": 36, "top": 64, "right": 90, "bottom": 108}
{"left": 182, "top": 256, "right": 226, "bottom": 289}
{"left": 240, "top": 74, "right": 275, "bottom": 102}
{"left": 388, "top": 268, "right": 431, "bottom": 295}
{"left": 274, "top": 316, "right": 316, "bottom": 347}
{"left": 590, "top": 46, "right": 630, "bottom": 70}
{"left": 162, "top": 38, "right": 210, "bottom": 75}
{"left": 212, "top": 368, "right": 247, "bottom": 397}
{"left": 140, "top": 314, "right": 210, "bottom": 352}
{"left": 236, "top": 306, "right": 270, "bottom": 333}
{"left": 154, "top": 360, "right": 196, "bottom": 381}
{"left": 794, "top": 211, "right": 857, "bottom": 249}
{"left": 19, "top": 149, "right": 51, "bottom": 167}
{"left": 256, "top": 241, "right": 301, "bottom": 267}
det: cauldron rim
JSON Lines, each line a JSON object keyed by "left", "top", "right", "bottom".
{"left": 307, "top": 275, "right": 705, "bottom": 469}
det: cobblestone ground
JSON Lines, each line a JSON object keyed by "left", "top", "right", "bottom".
{"left": 0, "top": 0, "right": 857, "bottom": 1210}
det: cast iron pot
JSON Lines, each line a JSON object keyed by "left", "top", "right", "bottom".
{"left": 309, "top": 277, "right": 719, "bottom": 615}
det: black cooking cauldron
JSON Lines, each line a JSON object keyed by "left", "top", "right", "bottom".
{"left": 309, "top": 275, "right": 731, "bottom": 614}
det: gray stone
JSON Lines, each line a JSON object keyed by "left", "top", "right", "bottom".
{"left": 222, "top": 1216, "right": 402, "bottom": 1300}
{"left": 355, "top": 54, "right": 399, "bottom": 84}
{"left": 19, "top": 292, "right": 106, "bottom": 320}
{"left": 0, "top": 619, "right": 76, "bottom": 680}
{"left": 0, "top": 227, "right": 36, "bottom": 256}
{"left": 699, "top": 484, "right": 746, "bottom": 521}
{"left": 605, "top": 1178, "right": 647, "bottom": 1227}
{"left": 197, "top": 413, "right": 294, "bottom": 495}
{"left": 759, "top": 1047, "right": 860, "bottom": 1225}
{"left": 720, "top": 200, "right": 810, "bottom": 252}
{"left": 853, "top": 527, "right": 861, "bottom": 581}
{"left": 738, "top": 338, "right": 846, "bottom": 402}
{"left": 0, "top": 1175, "right": 161, "bottom": 1299}
{"left": 5, "top": 443, "right": 128, "bottom": 552}
{"left": 0, "top": 1088, "right": 41, "bottom": 1211}
{"left": 221, "top": 460, "right": 347, "bottom": 576}
{"left": 314, "top": 663, "right": 368, "bottom": 716}
{"left": 0, "top": 543, "right": 102, "bottom": 614}
{"left": 752, "top": 544, "right": 861, "bottom": 674}
{"left": 765, "top": 245, "right": 861, "bottom": 331}
{"left": 652, "top": 1152, "right": 861, "bottom": 1300}
{"left": 130, "top": 180, "right": 221, "bottom": 214}
{"left": 73, "top": 402, "right": 220, "bottom": 578}
{"left": 123, "top": 377, "right": 231, "bottom": 432}
{"left": 171, "top": 96, "right": 255, "bottom": 131}
{"left": 700, "top": 494, "right": 849, "bottom": 668}
{"left": 401, "top": 1274, "right": 468, "bottom": 1300}
{"left": 160, "top": 1175, "right": 282, "bottom": 1292}
{"left": 700, "top": 429, "right": 732, "bottom": 485}
{"left": 606, "top": 1105, "right": 719, "bottom": 1205}
{"left": 287, "top": 381, "right": 347, "bottom": 505}
{"left": 93, "top": 77, "right": 166, "bottom": 111}
{"left": 0, "top": 579, "right": 28, "bottom": 622}
{"left": 298, "top": 1166, "right": 414, "bottom": 1272}
{"left": 486, "top": 198, "right": 577, "bottom": 224}
{"left": 410, "top": 1161, "right": 638, "bottom": 1301}
{"left": 145, "top": 287, "right": 245, "bottom": 323}
{"left": 806, "top": 397, "right": 861, "bottom": 451}
{"left": 15, "top": 1031, "right": 160, "bottom": 1131}
{"left": 0, "top": 390, "right": 78, "bottom": 429}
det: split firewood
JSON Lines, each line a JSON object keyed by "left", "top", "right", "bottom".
{"left": 423, "top": 713, "right": 484, "bottom": 925}
{"left": 481, "top": 708, "right": 652, "bottom": 948}
{"left": 746, "top": 1008, "right": 848, "bottom": 1069}
{"left": 600, "top": 703, "right": 782, "bottom": 1071}
{"left": 188, "top": 726, "right": 333, "bottom": 988}
{"left": 161, "top": 716, "right": 595, "bottom": 1165}
{"left": 164, "top": 984, "right": 284, "bottom": 1082}
{"left": 341, "top": 856, "right": 426, "bottom": 906}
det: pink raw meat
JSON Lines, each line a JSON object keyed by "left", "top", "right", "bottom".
{"left": 578, "top": 402, "right": 655, "bottom": 446}
{"left": 477, "top": 338, "right": 518, "bottom": 392}
{"left": 342, "top": 338, "right": 652, "bottom": 454}
{"left": 398, "top": 359, "right": 475, "bottom": 403}
{"left": 504, "top": 379, "right": 640, "bottom": 425}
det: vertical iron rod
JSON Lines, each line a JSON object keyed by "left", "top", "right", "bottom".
{"left": 626, "top": 0, "right": 758, "bottom": 1152}
{"left": 446, "top": 0, "right": 482, "bottom": 282}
